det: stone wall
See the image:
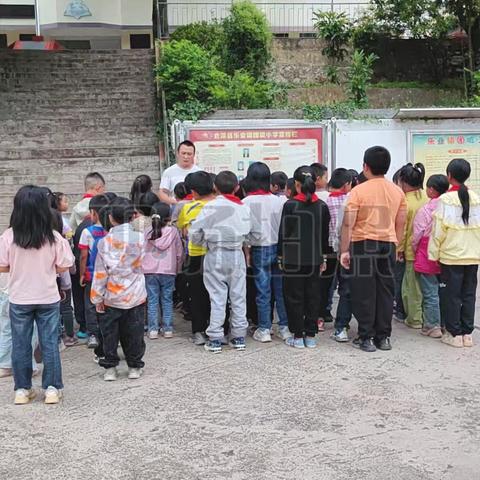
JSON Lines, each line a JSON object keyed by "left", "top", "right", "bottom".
{"left": 0, "top": 50, "right": 160, "bottom": 231}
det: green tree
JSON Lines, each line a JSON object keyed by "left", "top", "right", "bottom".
{"left": 222, "top": 0, "right": 272, "bottom": 78}
{"left": 169, "top": 20, "right": 223, "bottom": 58}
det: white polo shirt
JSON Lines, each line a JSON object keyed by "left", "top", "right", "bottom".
{"left": 159, "top": 164, "right": 201, "bottom": 194}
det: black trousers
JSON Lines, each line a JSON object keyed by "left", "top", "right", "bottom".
{"left": 185, "top": 255, "right": 211, "bottom": 334}
{"left": 71, "top": 272, "right": 86, "bottom": 333}
{"left": 349, "top": 240, "right": 396, "bottom": 340}
{"left": 319, "top": 254, "right": 338, "bottom": 317}
{"left": 439, "top": 264, "right": 478, "bottom": 336}
{"left": 60, "top": 289, "right": 75, "bottom": 337}
{"left": 98, "top": 303, "right": 146, "bottom": 369}
{"left": 283, "top": 264, "right": 322, "bottom": 338}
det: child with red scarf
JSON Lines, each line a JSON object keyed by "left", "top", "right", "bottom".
{"left": 189, "top": 171, "right": 260, "bottom": 353}
{"left": 278, "top": 165, "right": 330, "bottom": 349}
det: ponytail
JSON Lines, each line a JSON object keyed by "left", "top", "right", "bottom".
{"left": 148, "top": 201, "right": 171, "bottom": 241}
{"left": 446, "top": 158, "right": 471, "bottom": 225}
{"left": 458, "top": 184, "right": 470, "bottom": 225}
{"left": 399, "top": 162, "right": 425, "bottom": 189}
{"left": 293, "top": 165, "right": 317, "bottom": 204}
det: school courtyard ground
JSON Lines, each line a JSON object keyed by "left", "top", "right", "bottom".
{"left": 1, "top": 303, "right": 479, "bottom": 480}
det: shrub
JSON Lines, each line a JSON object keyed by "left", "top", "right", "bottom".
{"left": 169, "top": 21, "right": 223, "bottom": 57}
{"left": 346, "top": 50, "right": 378, "bottom": 107}
{"left": 313, "top": 11, "right": 352, "bottom": 62}
{"left": 155, "top": 40, "right": 226, "bottom": 106}
{"left": 222, "top": 0, "right": 272, "bottom": 78}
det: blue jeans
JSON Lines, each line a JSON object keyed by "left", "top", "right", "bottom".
{"left": 251, "top": 245, "right": 288, "bottom": 330}
{"left": 335, "top": 267, "right": 352, "bottom": 330}
{"left": 145, "top": 274, "right": 175, "bottom": 332}
{"left": 10, "top": 302, "right": 63, "bottom": 391}
{"left": 418, "top": 273, "right": 441, "bottom": 328}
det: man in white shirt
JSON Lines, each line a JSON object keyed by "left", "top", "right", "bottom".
{"left": 158, "top": 140, "right": 201, "bottom": 205}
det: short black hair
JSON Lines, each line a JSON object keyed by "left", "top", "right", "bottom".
{"left": 177, "top": 140, "right": 196, "bottom": 154}
{"left": 364, "top": 146, "right": 391, "bottom": 176}
{"left": 136, "top": 191, "right": 160, "bottom": 216}
{"left": 329, "top": 168, "right": 352, "bottom": 189}
{"left": 246, "top": 162, "right": 271, "bottom": 192}
{"left": 426, "top": 174, "right": 449, "bottom": 195}
{"left": 89, "top": 194, "right": 109, "bottom": 214}
{"left": 109, "top": 197, "right": 135, "bottom": 225}
{"left": 215, "top": 171, "right": 238, "bottom": 194}
{"left": 187, "top": 171, "right": 214, "bottom": 196}
{"left": 310, "top": 163, "right": 328, "bottom": 179}
{"left": 271, "top": 171, "right": 288, "bottom": 190}
{"left": 286, "top": 178, "right": 296, "bottom": 199}
{"left": 84, "top": 172, "right": 105, "bottom": 190}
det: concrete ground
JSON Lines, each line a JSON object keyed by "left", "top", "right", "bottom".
{"left": 1, "top": 312, "right": 479, "bottom": 480}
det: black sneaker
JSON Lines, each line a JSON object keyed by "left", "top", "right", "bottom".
{"left": 360, "top": 338, "right": 377, "bottom": 352}
{"left": 375, "top": 337, "right": 392, "bottom": 351}
{"left": 352, "top": 337, "right": 361, "bottom": 348}
{"left": 324, "top": 311, "right": 334, "bottom": 323}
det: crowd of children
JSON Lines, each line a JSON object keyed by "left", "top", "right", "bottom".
{"left": 0, "top": 140, "right": 479, "bottom": 406}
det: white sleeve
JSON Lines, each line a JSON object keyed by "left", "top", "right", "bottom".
{"left": 159, "top": 169, "right": 172, "bottom": 192}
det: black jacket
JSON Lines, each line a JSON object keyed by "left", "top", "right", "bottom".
{"left": 277, "top": 199, "right": 330, "bottom": 266}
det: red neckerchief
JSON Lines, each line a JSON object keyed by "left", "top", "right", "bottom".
{"left": 83, "top": 193, "right": 94, "bottom": 199}
{"left": 448, "top": 185, "right": 464, "bottom": 192}
{"left": 329, "top": 191, "right": 346, "bottom": 197}
{"left": 248, "top": 190, "right": 272, "bottom": 196}
{"left": 222, "top": 194, "right": 243, "bottom": 205}
{"left": 294, "top": 193, "right": 319, "bottom": 203}
{"left": 184, "top": 194, "right": 194, "bottom": 200}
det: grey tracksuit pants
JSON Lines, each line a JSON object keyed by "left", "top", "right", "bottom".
{"left": 204, "top": 248, "right": 248, "bottom": 340}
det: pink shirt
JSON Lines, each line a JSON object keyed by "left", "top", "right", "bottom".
{"left": 0, "top": 228, "right": 74, "bottom": 305}
{"left": 412, "top": 198, "right": 440, "bottom": 275}
{"left": 143, "top": 226, "right": 184, "bottom": 275}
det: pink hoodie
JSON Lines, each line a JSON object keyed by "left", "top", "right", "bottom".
{"left": 412, "top": 197, "right": 440, "bottom": 275}
{"left": 142, "top": 226, "right": 184, "bottom": 275}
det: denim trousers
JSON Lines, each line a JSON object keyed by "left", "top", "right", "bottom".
{"left": 0, "top": 293, "right": 38, "bottom": 370}
{"left": 98, "top": 303, "right": 146, "bottom": 369}
{"left": 145, "top": 274, "right": 176, "bottom": 332}
{"left": 251, "top": 245, "right": 288, "bottom": 330}
{"left": 417, "top": 273, "right": 441, "bottom": 329}
{"left": 10, "top": 302, "right": 63, "bottom": 390}
{"left": 335, "top": 267, "right": 352, "bottom": 330}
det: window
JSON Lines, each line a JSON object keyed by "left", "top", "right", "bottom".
{"left": 130, "top": 34, "right": 151, "bottom": 49}
{"left": 0, "top": 5, "right": 35, "bottom": 19}
{"left": 299, "top": 33, "right": 316, "bottom": 38}
{"left": 19, "top": 34, "right": 34, "bottom": 41}
{"left": 58, "top": 40, "right": 91, "bottom": 50}
{"left": 274, "top": 33, "right": 288, "bottom": 38}
{"left": 0, "top": 34, "right": 7, "bottom": 48}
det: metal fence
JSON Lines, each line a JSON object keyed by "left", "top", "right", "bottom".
{"left": 166, "top": 2, "right": 370, "bottom": 34}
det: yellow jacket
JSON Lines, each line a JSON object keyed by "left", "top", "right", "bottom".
{"left": 399, "top": 190, "right": 427, "bottom": 261}
{"left": 428, "top": 189, "right": 480, "bottom": 265}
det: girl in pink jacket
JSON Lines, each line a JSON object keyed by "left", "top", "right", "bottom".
{"left": 412, "top": 174, "right": 449, "bottom": 338}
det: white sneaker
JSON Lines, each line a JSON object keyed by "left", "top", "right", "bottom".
{"left": 277, "top": 326, "right": 291, "bottom": 341}
{"left": 253, "top": 328, "right": 272, "bottom": 343}
{"left": 128, "top": 368, "right": 143, "bottom": 380}
{"left": 14, "top": 388, "right": 36, "bottom": 405}
{"left": 332, "top": 328, "right": 349, "bottom": 343}
{"left": 148, "top": 330, "right": 159, "bottom": 340}
{"left": 44, "top": 386, "right": 63, "bottom": 404}
{"left": 104, "top": 367, "right": 118, "bottom": 381}
{"left": 163, "top": 331, "right": 173, "bottom": 339}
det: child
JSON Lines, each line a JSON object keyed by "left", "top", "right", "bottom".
{"left": 412, "top": 174, "right": 449, "bottom": 339}
{"left": 324, "top": 168, "right": 353, "bottom": 341}
{"left": 340, "top": 147, "right": 407, "bottom": 352}
{"left": 243, "top": 162, "right": 290, "bottom": 343}
{"left": 278, "top": 166, "right": 330, "bottom": 349}
{"left": 130, "top": 174, "right": 153, "bottom": 207}
{"left": 285, "top": 178, "right": 296, "bottom": 200}
{"left": 0, "top": 185, "right": 74, "bottom": 405}
{"left": 310, "top": 163, "right": 329, "bottom": 202}
{"left": 78, "top": 195, "right": 109, "bottom": 349}
{"left": 131, "top": 191, "right": 158, "bottom": 233}
{"left": 143, "top": 202, "right": 184, "bottom": 339}
{"left": 398, "top": 163, "right": 428, "bottom": 329}
{"left": 69, "top": 172, "right": 106, "bottom": 232}
{"left": 53, "top": 192, "right": 71, "bottom": 237}
{"left": 270, "top": 171, "right": 288, "bottom": 199}
{"left": 177, "top": 172, "right": 216, "bottom": 345}
{"left": 429, "top": 158, "right": 480, "bottom": 348}
{"left": 0, "top": 273, "right": 39, "bottom": 378}
{"left": 91, "top": 197, "right": 147, "bottom": 381}
{"left": 190, "top": 171, "right": 258, "bottom": 353}
{"left": 392, "top": 169, "right": 407, "bottom": 322}
{"left": 171, "top": 180, "right": 193, "bottom": 225}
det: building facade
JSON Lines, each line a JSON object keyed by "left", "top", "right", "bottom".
{"left": 0, "top": 0, "right": 153, "bottom": 49}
